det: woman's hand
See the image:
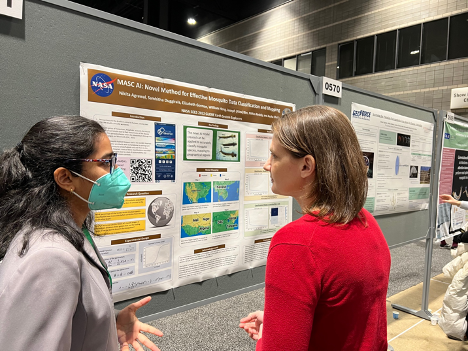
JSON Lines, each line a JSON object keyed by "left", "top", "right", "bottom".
{"left": 239, "top": 310, "right": 264, "bottom": 341}
{"left": 439, "top": 194, "right": 461, "bottom": 207}
{"left": 116, "top": 296, "right": 163, "bottom": 351}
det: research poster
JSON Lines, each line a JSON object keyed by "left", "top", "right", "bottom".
{"left": 351, "top": 103, "right": 434, "bottom": 216}
{"left": 437, "top": 119, "right": 468, "bottom": 241}
{"left": 80, "top": 63, "right": 294, "bottom": 302}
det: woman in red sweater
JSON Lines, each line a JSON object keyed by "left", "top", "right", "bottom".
{"left": 239, "top": 105, "right": 391, "bottom": 351}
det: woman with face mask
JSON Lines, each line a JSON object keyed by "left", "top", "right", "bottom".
{"left": 239, "top": 106, "right": 391, "bottom": 351}
{"left": 0, "top": 116, "right": 163, "bottom": 351}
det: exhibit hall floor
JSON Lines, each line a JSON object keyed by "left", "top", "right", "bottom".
{"left": 136, "top": 240, "right": 465, "bottom": 351}
{"left": 386, "top": 273, "right": 468, "bottom": 351}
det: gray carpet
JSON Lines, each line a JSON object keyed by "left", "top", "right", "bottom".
{"left": 387, "top": 239, "right": 453, "bottom": 296}
{"left": 134, "top": 240, "right": 454, "bottom": 351}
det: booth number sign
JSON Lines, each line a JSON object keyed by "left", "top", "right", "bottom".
{"left": 322, "top": 77, "right": 342, "bottom": 99}
{"left": 0, "top": 0, "right": 23, "bottom": 19}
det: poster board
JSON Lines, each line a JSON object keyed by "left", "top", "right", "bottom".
{"left": 322, "top": 85, "right": 437, "bottom": 248}
{"left": 0, "top": 0, "right": 315, "bottom": 315}
{"left": 80, "top": 63, "right": 295, "bottom": 301}
{"left": 437, "top": 119, "right": 468, "bottom": 241}
{"left": 1, "top": 0, "right": 437, "bottom": 315}
{"left": 351, "top": 103, "right": 433, "bottom": 216}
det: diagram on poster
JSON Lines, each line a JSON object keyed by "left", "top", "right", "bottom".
{"left": 143, "top": 244, "right": 170, "bottom": 267}
{"left": 244, "top": 201, "right": 289, "bottom": 236}
{"left": 139, "top": 238, "right": 172, "bottom": 273}
{"left": 351, "top": 103, "right": 433, "bottom": 216}
{"left": 180, "top": 170, "right": 241, "bottom": 245}
{"left": 181, "top": 213, "right": 211, "bottom": 238}
{"left": 245, "top": 134, "right": 271, "bottom": 165}
{"left": 182, "top": 182, "right": 212, "bottom": 205}
{"left": 80, "top": 62, "right": 294, "bottom": 301}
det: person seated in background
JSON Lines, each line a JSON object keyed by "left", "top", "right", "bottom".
{"left": 439, "top": 212, "right": 468, "bottom": 340}
{"left": 439, "top": 194, "right": 468, "bottom": 248}
{"left": 239, "top": 106, "right": 391, "bottom": 351}
{"left": 0, "top": 116, "right": 163, "bottom": 351}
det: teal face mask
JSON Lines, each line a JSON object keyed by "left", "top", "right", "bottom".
{"left": 70, "top": 168, "right": 131, "bottom": 210}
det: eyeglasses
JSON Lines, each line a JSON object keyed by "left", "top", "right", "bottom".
{"left": 66, "top": 153, "right": 118, "bottom": 175}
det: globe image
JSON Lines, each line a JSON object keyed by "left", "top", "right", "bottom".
{"left": 147, "top": 197, "right": 174, "bottom": 227}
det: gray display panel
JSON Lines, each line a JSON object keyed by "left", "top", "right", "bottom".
{"left": 322, "top": 85, "right": 437, "bottom": 248}
{"left": 1, "top": 0, "right": 436, "bottom": 318}
{"left": 0, "top": 0, "right": 315, "bottom": 317}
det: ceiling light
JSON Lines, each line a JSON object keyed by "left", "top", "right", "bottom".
{"left": 410, "top": 50, "right": 420, "bottom": 55}
{"left": 188, "top": 18, "right": 196, "bottom": 25}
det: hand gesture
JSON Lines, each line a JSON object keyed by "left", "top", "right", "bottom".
{"left": 439, "top": 194, "right": 461, "bottom": 207}
{"left": 116, "top": 296, "right": 163, "bottom": 351}
{"left": 239, "top": 310, "right": 264, "bottom": 341}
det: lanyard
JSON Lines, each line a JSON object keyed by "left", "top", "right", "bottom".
{"left": 83, "top": 228, "right": 113, "bottom": 287}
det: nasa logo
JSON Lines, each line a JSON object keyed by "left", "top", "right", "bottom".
{"left": 90, "top": 73, "right": 116, "bottom": 97}
{"left": 444, "top": 133, "right": 450, "bottom": 139}
{"left": 352, "top": 110, "right": 371, "bottom": 120}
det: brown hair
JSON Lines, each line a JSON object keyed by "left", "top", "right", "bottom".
{"left": 272, "top": 105, "right": 368, "bottom": 224}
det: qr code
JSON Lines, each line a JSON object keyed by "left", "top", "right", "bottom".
{"left": 130, "top": 159, "right": 152, "bottom": 182}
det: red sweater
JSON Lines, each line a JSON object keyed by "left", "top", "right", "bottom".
{"left": 256, "top": 209, "right": 391, "bottom": 351}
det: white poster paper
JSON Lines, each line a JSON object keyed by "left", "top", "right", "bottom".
{"left": 0, "top": 0, "right": 23, "bottom": 19}
{"left": 351, "top": 103, "right": 434, "bottom": 216}
{"left": 80, "top": 63, "right": 294, "bottom": 301}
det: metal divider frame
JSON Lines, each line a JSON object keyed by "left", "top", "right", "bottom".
{"left": 393, "top": 111, "right": 468, "bottom": 320}
{"left": 391, "top": 109, "right": 443, "bottom": 321}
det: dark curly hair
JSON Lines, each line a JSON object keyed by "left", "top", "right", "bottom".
{"left": 0, "top": 116, "right": 105, "bottom": 259}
